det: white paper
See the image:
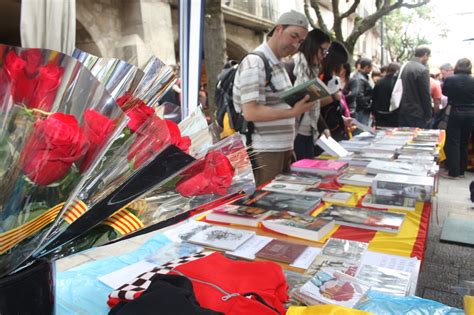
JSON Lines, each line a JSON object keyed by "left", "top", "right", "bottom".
{"left": 316, "top": 135, "right": 349, "bottom": 157}
{"left": 162, "top": 220, "right": 211, "bottom": 243}
{"left": 98, "top": 260, "right": 157, "bottom": 289}
{"left": 290, "top": 247, "right": 321, "bottom": 269}
{"left": 361, "top": 251, "right": 420, "bottom": 273}
{"left": 225, "top": 235, "right": 273, "bottom": 260}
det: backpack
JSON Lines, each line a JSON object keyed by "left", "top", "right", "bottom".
{"left": 215, "top": 51, "right": 276, "bottom": 144}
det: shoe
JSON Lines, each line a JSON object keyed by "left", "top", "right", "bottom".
{"left": 440, "top": 172, "right": 460, "bottom": 179}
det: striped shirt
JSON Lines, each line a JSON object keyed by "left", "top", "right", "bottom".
{"left": 233, "top": 42, "right": 295, "bottom": 152}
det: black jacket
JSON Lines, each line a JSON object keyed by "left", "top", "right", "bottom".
{"left": 351, "top": 72, "right": 373, "bottom": 112}
{"left": 442, "top": 73, "right": 474, "bottom": 107}
{"left": 399, "top": 58, "right": 432, "bottom": 120}
{"left": 372, "top": 74, "right": 396, "bottom": 113}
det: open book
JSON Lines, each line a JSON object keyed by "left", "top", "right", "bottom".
{"left": 279, "top": 77, "right": 333, "bottom": 106}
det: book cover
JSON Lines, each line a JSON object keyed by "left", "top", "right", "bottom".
{"left": 279, "top": 77, "right": 332, "bottom": 107}
{"left": 187, "top": 225, "right": 255, "bottom": 251}
{"left": 274, "top": 172, "right": 322, "bottom": 186}
{"left": 373, "top": 173, "right": 433, "bottom": 201}
{"left": 337, "top": 173, "right": 374, "bottom": 187}
{"left": 290, "top": 159, "right": 348, "bottom": 175}
{"left": 316, "top": 136, "right": 350, "bottom": 158}
{"left": 263, "top": 182, "right": 326, "bottom": 198}
{"left": 205, "top": 204, "right": 272, "bottom": 227}
{"left": 361, "top": 194, "right": 417, "bottom": 211}
{"left": 261, "top": 211, "right": 335, "bottom": 241}
{"left": 321, "top": 238, "right": 368, "bottom": 262}
{"left": 295, "top": 268, "right": 370, "bottom": 308}
{"left": 315, "top": 206, "right": 406, "bottom": 233}
{"left": 355, "top": 264, "right": 412, "bottom": 296}
{"left": 233, "top": 190, "right": 322, "bottom": 215}
{"left": 322, "top": 191, "right": 354, "bottom": 204}
{"left": 256, "top": 239, "right": 308, "bottom": 264}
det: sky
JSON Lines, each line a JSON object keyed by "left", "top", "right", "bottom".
{"left": 413, "top": 0, "right": 474, "bottom": 68}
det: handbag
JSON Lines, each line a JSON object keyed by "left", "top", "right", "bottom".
{"left": 389, "top": 63, "right": 407, "bottom": 112}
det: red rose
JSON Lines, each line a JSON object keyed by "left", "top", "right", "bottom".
{"left": 21, "top": 49, "right": 42, "bottom": 77}
{"left": 127, "top": 103, "right": 155, "bottom": 133}
{"left": 176, "top": 151, "right": 235, "bottom": 196}
{"left": 4, "top": 51, "right": 35, "bottom": 105}
{"left": 79, "top": 109, "right": 116, "bottom": 173}
{"left": 165, "top": 120, "right": 191, "bottom": 153}
{"left": 21, "top": 113, "right": 89, "bottom": 185}
{"left": 127, "top": 115, "right": 170, "bottom": 168}
{"left": 28, "top": 63, "right": 63, "bottom": 111}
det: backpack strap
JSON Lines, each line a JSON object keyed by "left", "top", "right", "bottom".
{"left": 246, "top": 51, "right": 277, "bottom": 92}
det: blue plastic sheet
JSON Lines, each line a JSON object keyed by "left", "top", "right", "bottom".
{"left": 55, "top": 233, "right": 171, "bottom": 315}
{"left": 356, "top": 291, "right": 464, "bottom": 315}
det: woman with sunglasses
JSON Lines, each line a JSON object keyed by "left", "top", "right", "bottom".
{"left": 292, "top": 29, "right": 340, "bottom": 160}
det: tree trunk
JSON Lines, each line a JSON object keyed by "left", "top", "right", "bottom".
{"left": 203, "top": 0, "right": 227, "bottom": 123}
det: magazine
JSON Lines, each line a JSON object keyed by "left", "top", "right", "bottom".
{"left": 294, "top": 268, "right": 370, "bottom": 308}
{"left": 315, "top": 206, "right": 406, "bottom": 233}
{"left": 279, "top": 77, "right": 332, "bottom": 107}
{"left": 261, "top": 211, "right": 335, "bottom": 242}
{"left": 187, "top": 225, "right": 255, "bottom": 251}
{"left": 205, "top": 204, "right": 273, "bottom": 227}
{"left": 233, "top": 190, "right": 322, "bottom": 215}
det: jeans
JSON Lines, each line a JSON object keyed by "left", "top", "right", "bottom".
{"left": 444, "top": 108, "right": 474, "bottom": 177}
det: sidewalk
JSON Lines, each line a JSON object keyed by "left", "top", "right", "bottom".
{"left": 416, "top": 172, "right": 474, "bottom": 308}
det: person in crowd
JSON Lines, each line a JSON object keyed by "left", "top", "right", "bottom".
{"left": 293, "top": 28, "right": 338, "bottom": 160}
{"left": 351, "top": 57, "right": 373, "bottom": 126}
{"left": 429, "top": 74, "right": 442, "bottom": 114}
{"left": 398, "top": 45, "right": 432, "bottom": 128}
{"left": 439, "top": 63, "right": 454, "bottom": 84}
{"left": 441, "top": 58, "right": 474, "bottom": 179}
{"left": 350, "top": 58, "right": 362, "bottom": 78}
{"left": 372, "top": 62, "right": 401, "bottom": 127}
{"left": 319, "top": 41, "right": 352, "bottom": 143}
{"left": 233, "top": 10, "right": 316, "bottom": 186}
{"left": 380, "top": 64, "right": 388, "bottom": 77}
{"left": 339, "top": 62, "right": 355, "bottom": 117}
{"left": 371, "top": 69, "right": 382, "bottom": 84}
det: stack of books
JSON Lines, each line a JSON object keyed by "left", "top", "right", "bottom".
{"left": 290, "top": 159, "right": 348, "bottom": 176}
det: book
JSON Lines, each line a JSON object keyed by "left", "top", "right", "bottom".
{"left": 279, "top": 77, "right": 332, "bottom": 107}
{"left": 256, "top": 239, "right": 308, "bottom": 264}
{"left": 315, "top": 206, "right": 406, "bottom": 233}
{"left": 373, "top": 173, "right": 434, "bottom": 201}
{"left": 352, "top": 119, "right": 376, "bottom": 135}
{"left": 262, "top": 181, "right": 326, "bottom": 198}
{"left": 290, "top": 159, "right": 348, "bottom": 176}
{"left": 361, "top": 194, "right": 417, "bottom": 211}
{"left": 261, "top": 211, "right": 335, "bottom": 242}
{"left": 274, "top": 172, "right": 322, "bottom": 186}
{"left": 233, "top": 190, "right": 322, "bottom": 215}
{"left": 295, "top": 268, "right": 370, "bottom": 308}
{"left": 337, "top": 174, "right": 374, "bottom": 187}
{"left": 187, "top": 225, "right": 255, "bottom": 251}
{"left": 322, "top": 191, "right": 354, "bottom": 204}
{"left": 205, "top": 204, "right": 273, "bottom": 227}
{"left": 316, "top": 136, "right": 350, "bottom": 158}
{"left": 366, "top": 160, "right": 429, "bottom": 176}
{"left": 355, "top": 264, "right": 412, "bottom": 296}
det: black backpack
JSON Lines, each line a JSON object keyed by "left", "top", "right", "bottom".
{"left": 215, "top": 51, "right": 276, "bottom": 144}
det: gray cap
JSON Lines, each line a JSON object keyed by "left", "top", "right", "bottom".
{"left": 268, "top": 10, "right": 309, "bottom": 37}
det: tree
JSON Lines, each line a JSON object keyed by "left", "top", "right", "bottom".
{"left": 203, "top": 0, "right": 227, "bottom": 122}
{"left": 304, "top": 0, "right": 430, "bottom": 60}
{"left": 384, "top": 7, "right": 432, "bottom": 62}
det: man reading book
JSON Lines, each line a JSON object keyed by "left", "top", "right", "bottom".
{"left": 233, "top": 11, "right": 317, "bottom": 186}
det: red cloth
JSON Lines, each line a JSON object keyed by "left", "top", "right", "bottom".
{"left": 169, "top": 252, "right": 288, "bottom": 315}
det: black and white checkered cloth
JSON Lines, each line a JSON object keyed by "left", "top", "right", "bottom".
{"left": 109, "top": 251, "right": 212, "bottom": 302}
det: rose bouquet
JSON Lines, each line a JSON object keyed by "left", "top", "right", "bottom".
{"left": 0, "top": 45, "right": 145, "bottom": 276}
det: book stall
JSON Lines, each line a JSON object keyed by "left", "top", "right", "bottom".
{"left": 0, "top": 2, "right": 465, "bottom": 315}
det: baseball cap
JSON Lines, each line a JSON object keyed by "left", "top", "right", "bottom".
{"left": 268, "top": 10, "right": 309, "bottom": 37}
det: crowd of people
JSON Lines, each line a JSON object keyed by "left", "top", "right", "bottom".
{"left": 230, "top": 10, "right": 474, "bottom": 185}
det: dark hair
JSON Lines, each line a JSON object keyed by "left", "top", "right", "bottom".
{"left": 359, "top": 58, "right": 372, "bottom": 69}
{"left": 414, "top": 45, "right": 431, "bottom": 57}
{"left": 440, "top": 63, "right": 453, "bottom": 71}
{"left": 371, "top": 69, "right": 381, "bottom": 79}
{"left": 322, "top": 41, "right": 349, "bottom": 79}
{"left": 454, "top": 58, "right": 472, "bottom": 74}
{"left": 298, "top": 28, "right": 331, "bottom": 68}
{"left": 341, "top": 63, "right": 351, "bottom": 80}
{"left": 386, "top": 62, "right": 401, "bottom": 76}
{"left": 380, "top": 64, "right": 388, "bottom": 74}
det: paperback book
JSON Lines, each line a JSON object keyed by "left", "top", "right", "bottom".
{"left": 256, "top": 239, "right": 308, "bottom": 264}
{"left": 315, "top": 206, "right": 406, "bottom": 233}
{"left": 337, "top": 173, "right": 374, "bottom": 187}
{"left": 355, "top": 264, "right": 412, "bottom": 296}
{"left": 294, "top": 268, "right": 370, "bottom": 308}
{"left": 322, "top": 191, "right": 354, "bottom": 204}
{"left": 316, "top": 135, "right": 350, "bottom": 157}
{"left": 261, "top": 211, "right": 335, "bottom": 242}
{"left": 187, "top": 225, "right": 255, "bottom": 251}
{"left": 372, "top": 173, "right": 434, "bottom": 201}
{"left": 274, "top": 172, "right": 322, "bottom": 186}
{"left": 263, "top": 181, "right": 326, "bottom": 198}
{"left": 233, "top": 190, "right": 322, "bottom": 215}
{"left": 361, "top": 194, "right": 417, "bottom": 211}
{"left": 279, "top": 77, "right": 332, "bottom": 107}
{"left": 290, "top": 159, "right": 348, "bottom": 176}
{"left": 205, "top": 204, "right": 273, "bottom": 227}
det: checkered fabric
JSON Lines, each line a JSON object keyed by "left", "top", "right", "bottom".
{"left": 108, "top": 251, "right": 213, "bottom": 305}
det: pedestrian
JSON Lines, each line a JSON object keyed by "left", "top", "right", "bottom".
{"left": 232, "top": 10, "right": 316, "bottom": 186}
{"left": 441, "top": 58, "right": 474, "bottom": 179}
{"left": 372, "top": 62, "right": 400, "bottom": 127}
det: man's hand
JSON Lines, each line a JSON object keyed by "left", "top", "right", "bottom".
{"left": 323, "top": 129, "right": 331, "bottom": 138}
{"left": 292, "top": 94, "right": 316, "bottom": 116}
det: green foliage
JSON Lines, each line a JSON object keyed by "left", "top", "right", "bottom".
{"left": 384, "top": 6, "right": 434, "bottom": 62}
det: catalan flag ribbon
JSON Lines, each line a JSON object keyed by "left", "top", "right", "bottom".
{"left": 103, "top": 208, "right": 144, "bottom": 236}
